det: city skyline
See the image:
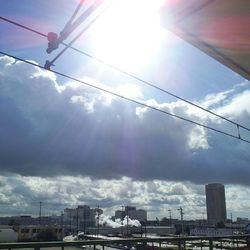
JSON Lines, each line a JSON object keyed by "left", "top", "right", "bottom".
{"left": 0, "top": 181, "right": 247, "bottom": 221}
{"left": 0, "top": 0, "right": 250, "bottom": 221}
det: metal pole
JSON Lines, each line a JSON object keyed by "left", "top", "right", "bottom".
{"left": 178, "top": 239, "right": 181, "bottom": 250}
{"left": 121, "top": 205, "right": 124, "bottom": 237}
{"left": 97, "top": 205, "right": 100, "bottom": 236}
{"left": 69, "top": 210, "right": 72, "bottom": 232}
{"left": 76, "top": 207, "right": 79, "bottom": 235}
{"left": 126, "top": 208, "right": 129, "bottom": 237}
{"left": 61, "top": 212, "right": 64, "bottom": 240}
{"left": 39, "top": 202, "right": 42, "bottom": 225}
{"left": 209, "top": 239, "right": 213, "bottom": 250}
{"left": 231, "top": 212, "right": 233, "bottom": 235}
{"left": 168, "top": 209, "right": 172, "bottom": 226}
{"left": 82, "top": 208, "right": 85, "bottom": 234}
{"left": 178, "top": 207, "right": 184, "bottom": 234}
{"left": 84, "top": 207, "right": 86, "bottom": 234}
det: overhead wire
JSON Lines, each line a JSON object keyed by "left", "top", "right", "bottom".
{"left": 0, "top": 50, "right": 249, "bottom": 144}
{"left": 45, "top": 0, "right": 110, "bottom": 69}
{"left": 66, "top": 0, "right": 85, "bottom": 27}
{"left": 0, "top": 16, "right": 249, "bottom": 136}
{"left": 58, "top": 0, "right": 105, "bottom": 42}
{"left": 46, "top": 0, "right": 105, "bottom": 54}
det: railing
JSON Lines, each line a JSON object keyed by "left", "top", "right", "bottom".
{"left": 0, "top": 234, "right": 249, "bottom": 250}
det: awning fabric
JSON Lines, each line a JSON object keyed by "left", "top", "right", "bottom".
{"left": 160, "top": 0, "right": 250, "bottom": 81}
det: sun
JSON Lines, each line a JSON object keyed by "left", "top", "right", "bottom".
{"left": 89, "top": 0, "right": 165, "bottom": 71}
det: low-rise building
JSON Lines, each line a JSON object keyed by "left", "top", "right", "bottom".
{"left": 85, "top": 225, "right": 175, "bottom": 236}
{"left": 190, "top": 226, "right": 233, "bottom": 236}
{"left": 18, "top": 225, "right": 62, "bottom": 241}
{"left": 0, "top": 225, "right": 18, "bottom": 242}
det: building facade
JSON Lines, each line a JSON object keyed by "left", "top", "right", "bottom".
{"left": 205, "top": 183, "right": 227, "bottom": 225}
{"left": 115, "top": 206, "right": 147, "bottom": 222}
{"left": 190, "top": 226, "right": 232, "bottom": 236}
{"left": 63, "top": 205, "right": 103, "bottom": 232}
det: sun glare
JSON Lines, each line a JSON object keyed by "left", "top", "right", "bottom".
{"left": 102, "top": 83, "right": 143, "bottom": 105}
{"left": 90, "top": 0, "right": 165, "bottom": 71}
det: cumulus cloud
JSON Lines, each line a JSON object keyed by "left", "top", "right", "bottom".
{"left": 0, "top": 175, "right": 249, "bottom": 219}
{"left": 98, "top": 214, "right": 141, "bottom": 228}
{"left": 0, "top": 175, "right": 207, "bottom": 219}
{"left": 0, "top": 56, "right": 250, "bottom": 186}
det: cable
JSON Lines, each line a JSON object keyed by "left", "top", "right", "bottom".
{"left": 66, "top": 0, "right": 85, "bottom": 27}
{"left": 45, "top": 0, "right": 110, "bottom": 69}
{"left": 63, "top": 0, "right": 104, "bottom": 38}
{"left": 1, "top": 16, "right": 250, "bottom": 134}
{"left": 0, "top": 16, "right": 47, "bottom": 38}
{"left": 55, "top": 0, "right": 105, "bottom": 44}
{"left": 1, "top": 50, "right": 249, "bottom": 144}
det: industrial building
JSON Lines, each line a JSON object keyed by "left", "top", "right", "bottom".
{"left": 115, "top": 206, "right": 147, "bottom": 222}
{"left": 63, "top": 205, "right": 103, "bottom": 231}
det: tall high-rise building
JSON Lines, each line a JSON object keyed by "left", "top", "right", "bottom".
{"left": 205, "top": 183, "right": 227, "bottom": 225}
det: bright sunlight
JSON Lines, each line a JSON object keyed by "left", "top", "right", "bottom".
{"left": 90, "top": 0, "right": 165, "bottom": 71}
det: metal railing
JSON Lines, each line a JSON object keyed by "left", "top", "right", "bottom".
{"left": 0, "top": 234, "right": 249, "bottom": 250}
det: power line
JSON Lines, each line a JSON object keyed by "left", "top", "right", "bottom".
{"left": 1, "top": 16, "right": 250, "bottom": 135}
{"left": 0, "top": 16, "right": 47, "bottom": 38}
{"left": 45, "top": 0, "right": 110, "bottom": 69}
{"left": 0, "top": 50, "right": 250, "bottom": 144}
{"left": 46, "top": 0, "right": 106, "bottom": 54}
{"left": 62, "top": 0, "right": 85, "bottom": 35}
{"left": 58, "top": 0, "right": 104, "bottom": 42}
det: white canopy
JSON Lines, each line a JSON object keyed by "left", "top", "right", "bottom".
{"left": 160, "top": 0, "right": 250, "bottom": 80}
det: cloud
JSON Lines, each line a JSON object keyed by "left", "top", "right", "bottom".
{"left": 0, "top": 175, "right": 208, "bottom": 219}
{"left": 0, "top": 56, "right": 250, "bottom": 186}
{"left": 1, "top": 175, "right": 249, "bottom": 219}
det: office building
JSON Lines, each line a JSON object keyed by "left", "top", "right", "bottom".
{"left": 205, "top": 183, "right": 227, "bottom": 225}
{"left": 63, "top": 205, "right": 103, "bottom": 231}
{"left": 115, "top": 206, "right": 147, "bottom": 222}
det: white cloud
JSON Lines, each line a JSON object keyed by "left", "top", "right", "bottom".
{"left": 0, "top": 175, "right": 205, "bottom": 219}
{"left": 0, "top": 175, "right": 249, "bottom": 220}
{"left": 188, "top": 126, "right": 209, "bottom": 150}
{"left": 1, "top": 56, "right": 250, "bottom": 197}
{"left": 215, "top": 90, "right": 250, "bottom": 118}
{"left": 197, "top": 89, "right": 234, "bottom": 110}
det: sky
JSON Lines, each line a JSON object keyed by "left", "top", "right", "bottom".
{"left": 0, "top": 0, "right": 250, "bottom": 220}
